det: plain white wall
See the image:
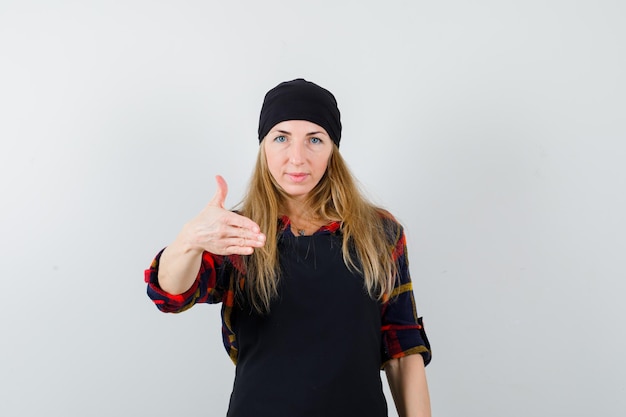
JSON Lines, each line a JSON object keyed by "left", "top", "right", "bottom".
{"left": 1, "top": 0, "right": 625, "bottom": 416}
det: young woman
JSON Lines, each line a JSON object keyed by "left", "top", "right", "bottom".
{"left": 145, "top": 79, "right": 432, "bottom": 417}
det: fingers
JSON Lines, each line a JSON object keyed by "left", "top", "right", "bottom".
{"left": 206, "top": 176, "right": 260, "bottom": 232}
{"left": 225, "top": 211, "right": 262, "bottom": 234}
{"left": 224, "top": 238, "right": 265, "bottom": 255}
{"left": 224, "top": 226, "right": 266, "bottom": 246}
{"left": 208, "top": 175, "right": 229, "bottom": 209}
{"left": 214, "top": 229, "right": 265, "bottom": 255}
{"left": 194, "top": 216, "right": 265, "bottom": 255}
{"left": 192, "top": 174, "right": 266, "bottom": 255}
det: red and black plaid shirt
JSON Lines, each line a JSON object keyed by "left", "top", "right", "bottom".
{"left": 145, "top": 217, "right": 431, "bottom": 367}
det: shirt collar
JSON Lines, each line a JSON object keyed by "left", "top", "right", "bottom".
{"left": 278, "top": 216, "right": 342, "bottom": 236}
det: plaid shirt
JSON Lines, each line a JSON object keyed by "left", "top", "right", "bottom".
{"left": 145, "top": 217, "right": 431, "bottom": 367}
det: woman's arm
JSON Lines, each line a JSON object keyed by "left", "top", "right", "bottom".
{"left": 157, "top": 175, "right": 265, "bottom": 294}
{"left": 384, "top": 354, "right": 431, "bottom": 417}
{"left": 157, "top": 234, "right": 205, "bottom": 295}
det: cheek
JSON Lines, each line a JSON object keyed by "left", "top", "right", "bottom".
{"left": 265, "top": 153, "right": 279, "bottom": 173}
{"left": 263, "top": 144, "right": 277, "bottom": 170}
{"left": 264, "top": 152, "right": 286, "bottom": 182}
{"left": 316, "top": 152, "right": 332, "bottom": 173}
{"left": 319, "top": 157, "right": 330, "bottom": 171}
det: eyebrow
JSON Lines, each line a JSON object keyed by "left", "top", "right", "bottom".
{"left": 273, "top": 130, "right": 326, "bottom": 136}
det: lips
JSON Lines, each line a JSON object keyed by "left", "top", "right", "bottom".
{"left": 287, "top": 173, "right": 309, "bottom": 183}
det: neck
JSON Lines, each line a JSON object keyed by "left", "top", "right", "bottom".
{"left": 282, "top": 200, "right": 322, "bottom": 237}
{"left": 282, "top": 197, "right": 310, "bottom": 220}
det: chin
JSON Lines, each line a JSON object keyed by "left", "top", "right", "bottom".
{"left": 281, "top": 185, "right": 313, "bottom": 200}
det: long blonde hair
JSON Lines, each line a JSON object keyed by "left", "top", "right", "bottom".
{"left": 237, "top": 144, "right": 401, "bottom": 313}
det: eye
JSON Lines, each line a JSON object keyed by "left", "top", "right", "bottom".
{"left": 274, "top": 135, "right": 287, "bottom": 143}
{"left": 309, "top": 137, "right": 322, "bottom": 144}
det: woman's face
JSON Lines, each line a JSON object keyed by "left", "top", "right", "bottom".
{"left": 263, "top": 120, "right": 334, "bottom": 201}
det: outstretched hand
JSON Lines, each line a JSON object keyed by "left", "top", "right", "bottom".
{"left": 182, "top": 175, "right": 266, "bottom": 256}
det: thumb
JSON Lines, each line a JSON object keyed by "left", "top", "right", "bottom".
{"left": 208, "top": 175, "right": 228, "bottom": 208}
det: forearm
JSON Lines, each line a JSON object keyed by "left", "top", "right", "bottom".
{"left": 385, "top": 354, "right": 431, "bottom": 417}
{"left": 157, "top": 227, "right": 204, "bottom": 295}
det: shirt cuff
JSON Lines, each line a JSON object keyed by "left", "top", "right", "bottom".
{"left": 381, "top": 317, "right": 432, "bottom": 368}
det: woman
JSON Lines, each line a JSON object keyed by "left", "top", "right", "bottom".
{"left": 145, "top": 79, "right": 432, "bottom": 417}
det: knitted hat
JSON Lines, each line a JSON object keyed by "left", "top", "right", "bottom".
{"left": 258, "top": 78, "right": 342, "bottom": 147}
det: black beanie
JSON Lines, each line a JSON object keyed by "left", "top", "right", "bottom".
{"left": 258, "top": 79, "right": 342, "bottom": 147}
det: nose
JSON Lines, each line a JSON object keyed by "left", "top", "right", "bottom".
{"left": 289, "top": 140, "right": 305, "bottom": 165}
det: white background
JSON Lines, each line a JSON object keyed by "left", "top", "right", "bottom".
{"left": 1, "top": 1, "right": 625, "bottom": 416}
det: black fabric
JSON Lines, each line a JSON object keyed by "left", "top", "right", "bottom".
{"left": 258, "top": 78, "right": 342, "bottom": 147}
{"left": 227, "top": 231, "right": 387, "bottom": 417}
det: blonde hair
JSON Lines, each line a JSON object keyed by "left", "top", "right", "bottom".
{"left": 237, "top": 144, "right": 401, "bottom": 313}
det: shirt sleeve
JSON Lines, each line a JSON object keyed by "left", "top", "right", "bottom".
{"left": 380, "top": 229, "right": 432, "bottom": 367}
{"left": 144, "top": 248, "right": 232, "bottom": 313}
